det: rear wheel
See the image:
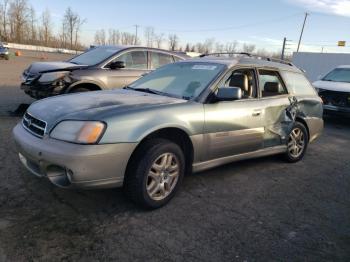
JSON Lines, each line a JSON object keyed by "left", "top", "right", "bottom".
{"left": 124, "top": 139, "right": 185, "bottom": 209}
{"left": 284, "top": 122, "right": 308, "bottom": 162}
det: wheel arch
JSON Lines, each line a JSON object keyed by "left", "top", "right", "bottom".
{"left": 295, "top": 116, "right": 310, "bottom": 140}
{"left": 66, "top": 81, "right": 103, "bottom": 93}
{"left": 125, "top": 127, "right": 195, "bottom": 181}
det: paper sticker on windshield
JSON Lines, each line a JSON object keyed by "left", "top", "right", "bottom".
{"left": 192, "top": 65, "right": 217, "bottom": 70}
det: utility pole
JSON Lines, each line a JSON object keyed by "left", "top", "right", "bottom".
{"left": 281, "top": 37, "right": 292, "bottom": 60}
{"left": 281, "top": 37, "right": 287, "bottom": 60}
{"left": 134, "top": 24, "right": 139, "bottom": 45}
{"left": 297, "top": 12, "right": 309, "bottom": 52}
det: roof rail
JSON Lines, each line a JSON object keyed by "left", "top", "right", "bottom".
{"left": 199, "top": 52, "right": 252, "bottom": 58}
{"left": 200, "top": 52, "right": 294, "bottom": 67}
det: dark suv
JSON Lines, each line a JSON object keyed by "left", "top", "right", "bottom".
{"left": 21, "top": 45, "right": 187, "bottom": 99}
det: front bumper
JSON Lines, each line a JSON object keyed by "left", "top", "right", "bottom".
{"left": 13, "top": 123, "right": 137, "bottom": 189}
{"left": 21, "top": 83, "right": 65, "bottom": 99}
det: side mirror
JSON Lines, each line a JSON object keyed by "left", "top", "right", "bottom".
{"left": 109, "top": 61, "right": 125, "bottom": 70}
{"left": 216, "top": 86, "right": 242, "bottom": 101}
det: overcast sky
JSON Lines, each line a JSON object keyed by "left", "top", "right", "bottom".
{"left": 29, "top": 0, "right": 350, "bottom": 53}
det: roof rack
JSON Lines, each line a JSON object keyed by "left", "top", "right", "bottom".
{"left": 199, "top": 52, "right": 294, "bottom": 67}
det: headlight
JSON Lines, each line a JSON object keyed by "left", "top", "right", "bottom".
{"left": 50, "top": 121, "right": 106, "bottom": 144}
{"left": 38, "top": 71, "right": 69, "bottom": 83}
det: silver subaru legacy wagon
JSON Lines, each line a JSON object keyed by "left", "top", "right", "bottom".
{"left": 13, "top": 53, "right": 323, "bottom": 208}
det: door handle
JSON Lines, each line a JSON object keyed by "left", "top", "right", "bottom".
{"left": 252, "top": 109, "right": 261, "bottom": 116}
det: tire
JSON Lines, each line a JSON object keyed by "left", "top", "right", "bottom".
{"left": 70, "top": 87, "right": 90, "bottom": 93}
{"left": 124, "top": 138, "right": 185, "bottom": 209}
{"left": 284, "top": 122, "right": 309, "bottom": 163}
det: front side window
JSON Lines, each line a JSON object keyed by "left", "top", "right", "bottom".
{"left": 129, "top": 62, "right": 225, "bottom": 99}
{"left": 258, "top": 70, "right": 287, "bottom": 97}
{"left": 322, "top": 68, "right": 350, "bottom": 83}
{"left": 281, "top": 71, "right": 316, "bottom": 96}
{"left": 117, "top": 51, "right": 148, "bottom": 69}
{"left": 150, "top": 52, "right": 174, "bottom": 69}
{"left": 221, "top": 68, "right": 257, "bottom": 99}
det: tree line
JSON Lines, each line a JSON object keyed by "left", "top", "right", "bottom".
{"left": 1, "top": 0, "right": 285, "bottom": 58}
{"left": 0, "top": 0, "right": 85, "bottom": 50}
{"left": 94, "top": 26, "right": 284, "bottom": 58}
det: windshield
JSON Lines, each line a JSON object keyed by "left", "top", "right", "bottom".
{"left": 129, "top": 62, "right": 226, "bottom": 99}
{"left": 69, "top": 46, "right": 121, "bottom": 66}
{"left": 323, "top": 68, "right": 350, "bottom": 83}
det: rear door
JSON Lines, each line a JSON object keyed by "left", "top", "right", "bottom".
{"left": 103, "top": 50, "right": 150, "bottom": 88}
{"left": 257, "top": 69, "right": 293, "bottom": 148}
{"left": 203, "top": 67, "right": 265, "bottom": 161}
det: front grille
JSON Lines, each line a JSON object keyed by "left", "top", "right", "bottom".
{"left": 319, "top": 90, "right": 350, "bottom": 108}
{"left": 22, "top": 112, "right": 47, "bottom": 138}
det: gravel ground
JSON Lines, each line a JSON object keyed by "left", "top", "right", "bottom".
{"left": 0, "top": 52, "right": 349, "bottom": 261}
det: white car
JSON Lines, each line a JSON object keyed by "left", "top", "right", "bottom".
{"left": 313, "top": 65, "right": 350, "bottom": 115}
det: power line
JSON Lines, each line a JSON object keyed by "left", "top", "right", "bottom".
{"left": 153, "top": 13, "right": 303, "bottom": 33}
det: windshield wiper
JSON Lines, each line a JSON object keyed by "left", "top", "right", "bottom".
{"left": 130, "top": 87, "right": 165, "bottom": 96}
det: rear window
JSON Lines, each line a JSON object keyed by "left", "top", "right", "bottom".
{"left": 281, "top": 71, "right": 316, "bottom": 96}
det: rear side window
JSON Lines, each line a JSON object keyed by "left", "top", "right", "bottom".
{"left": 258, "top": 70, "right": 287, "bottom": 97}
{"left": 281, "top": 71, "right": 316, "bottom": 96}
{"left": 150, "top": 52, "right": 174, "bottom": 69}
{"left": 117, "top": 51, "right": 148, "bottom": 69}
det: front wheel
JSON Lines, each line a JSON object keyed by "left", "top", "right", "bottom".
{"left": 124, "top": 139, "right": 185, "bottom": 209}
{"left": 284, "top": 122, "right": 308, "bottom": 162}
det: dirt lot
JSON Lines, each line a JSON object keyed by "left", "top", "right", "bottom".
{"left": 0, "top": 51, "right": 349, "bottom": 261}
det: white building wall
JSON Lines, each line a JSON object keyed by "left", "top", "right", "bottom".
{"left": 292, "top": 52, "right": 350, "bottom": 82}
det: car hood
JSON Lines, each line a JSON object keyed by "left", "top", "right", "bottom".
{"left": 26, "top": 61, "right": 87, "bottom": 74}
{"left": 27, "top": 89, "right": 186, "bottom": 130}
{"left": 313, "top": 80, "right": 350, "bottom": 92}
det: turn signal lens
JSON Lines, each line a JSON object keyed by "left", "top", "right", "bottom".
{"left": 77, "top": 122, "right": 105, "bottom": 144}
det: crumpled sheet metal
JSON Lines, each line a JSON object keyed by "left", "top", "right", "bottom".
{"left": 265, "top": 97, "right": 303, "bottom": 144}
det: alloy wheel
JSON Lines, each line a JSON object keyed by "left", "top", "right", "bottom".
{"left": 146, "top": 153, "right": 180, "bottom": 201}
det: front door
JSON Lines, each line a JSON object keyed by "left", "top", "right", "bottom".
{"left": 203, "top": 68, "right": 265, "bottom": 161}
{"left": 104, "top": 50, "right": 150, "bottom": 88}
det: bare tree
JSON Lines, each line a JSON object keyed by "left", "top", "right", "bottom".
{"left": 203, "top": 38, "right": 215, "bottom": 54}
{"left": 242, "top": 43, "right": 256, "bottom": 53}
{"left": 121, "top": 31, "right": 135, "bottom": 45}
{"left": 225, "top": 41, "right": 238, "bottom": 54}
{"left": 40, "top": 8, "right": 51, "bottom": 46}
{"left": 73, "top": 16, "right": 85, "bottom": 50}
{"left": 168, "top": 34, "right": 178, "bottom": 51}
{"left": 155, "top": 33, "right": 164, "bottom": 48}
{"left": 94, "top": 29, "right": 106, "bottom": 45}
{"left": 185, "top": 43, "right": 191, "bottom": 52}
{"left": 0, "top": 0, "right": 9, "bottom": 40}
{"left": 108, "top": 29, "right": 121, "bottom": 45}
{"left": 63, "top": 7, "right": 85, "bottom": 50}
{"left": 8, "top": 0, "right": 29, "bottom": 43}
{"left": 28, "top": 5, "right": 36, "bottom": 43}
